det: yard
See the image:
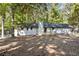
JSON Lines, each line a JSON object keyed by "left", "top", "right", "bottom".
{"left": 0, "top": 34, "right": 79, "bottom": 56}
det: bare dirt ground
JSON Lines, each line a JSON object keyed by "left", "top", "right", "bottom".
{"left": 0, "top": 34, "right": 79, "bottom": 56}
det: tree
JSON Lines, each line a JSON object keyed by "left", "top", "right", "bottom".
{"left": 0, "top": 3, "right": 9, "bottom": 38}
{"left": 49, "top": 4, "right": 61, "bottom": 23}
{"left": 68, "top": 4, "right": 79, "bottom": 28}
{"left": 9, "top": 3, "right": 20, "bottom": 37}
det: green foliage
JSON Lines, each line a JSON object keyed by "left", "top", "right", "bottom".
{"left": 0, "top": 3, "right": 9, "bottom": 15}
{"left": 68, "top": 4, "right": 79, "bottom": 27}
{"left": 49, "top": 4, "right": 64, "bottom": 24}
{"left": 0, "top": 3, "right": 79, "bottom": 31}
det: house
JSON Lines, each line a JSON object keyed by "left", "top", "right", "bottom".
{"left": 15, "top": 22, "right": 72, "bottom": 36}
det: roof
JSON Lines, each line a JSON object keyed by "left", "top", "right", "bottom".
{"left": 28, "top": 22, "right": 72, "bottom": 28}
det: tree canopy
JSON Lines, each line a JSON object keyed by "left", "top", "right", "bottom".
{"left": 0, "top": 3, "right": 79, "bottom": 33}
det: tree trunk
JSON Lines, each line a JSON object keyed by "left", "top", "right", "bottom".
{"left": 1, "top": 15, "right": 5, "bottom": 38}
{"left": 44, "top": 27, "right": 47, "bottom": 33}
{"left": 8, "top": 6, "right": 15, "bottom": 37}
{"left": 11, "top": 13, "right": 15, "bottom": 37}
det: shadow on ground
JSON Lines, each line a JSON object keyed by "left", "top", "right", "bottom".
{"left": 0, "top": 34, "right": 79, "bottom": 56}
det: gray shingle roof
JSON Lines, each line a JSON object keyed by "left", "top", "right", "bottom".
{"left": 28, "top": 22, "right": 72, "bottom": 28}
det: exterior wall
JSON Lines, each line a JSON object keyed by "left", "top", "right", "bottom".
{"left": 14, "top": 28, "right": 72, "bottom": 37}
